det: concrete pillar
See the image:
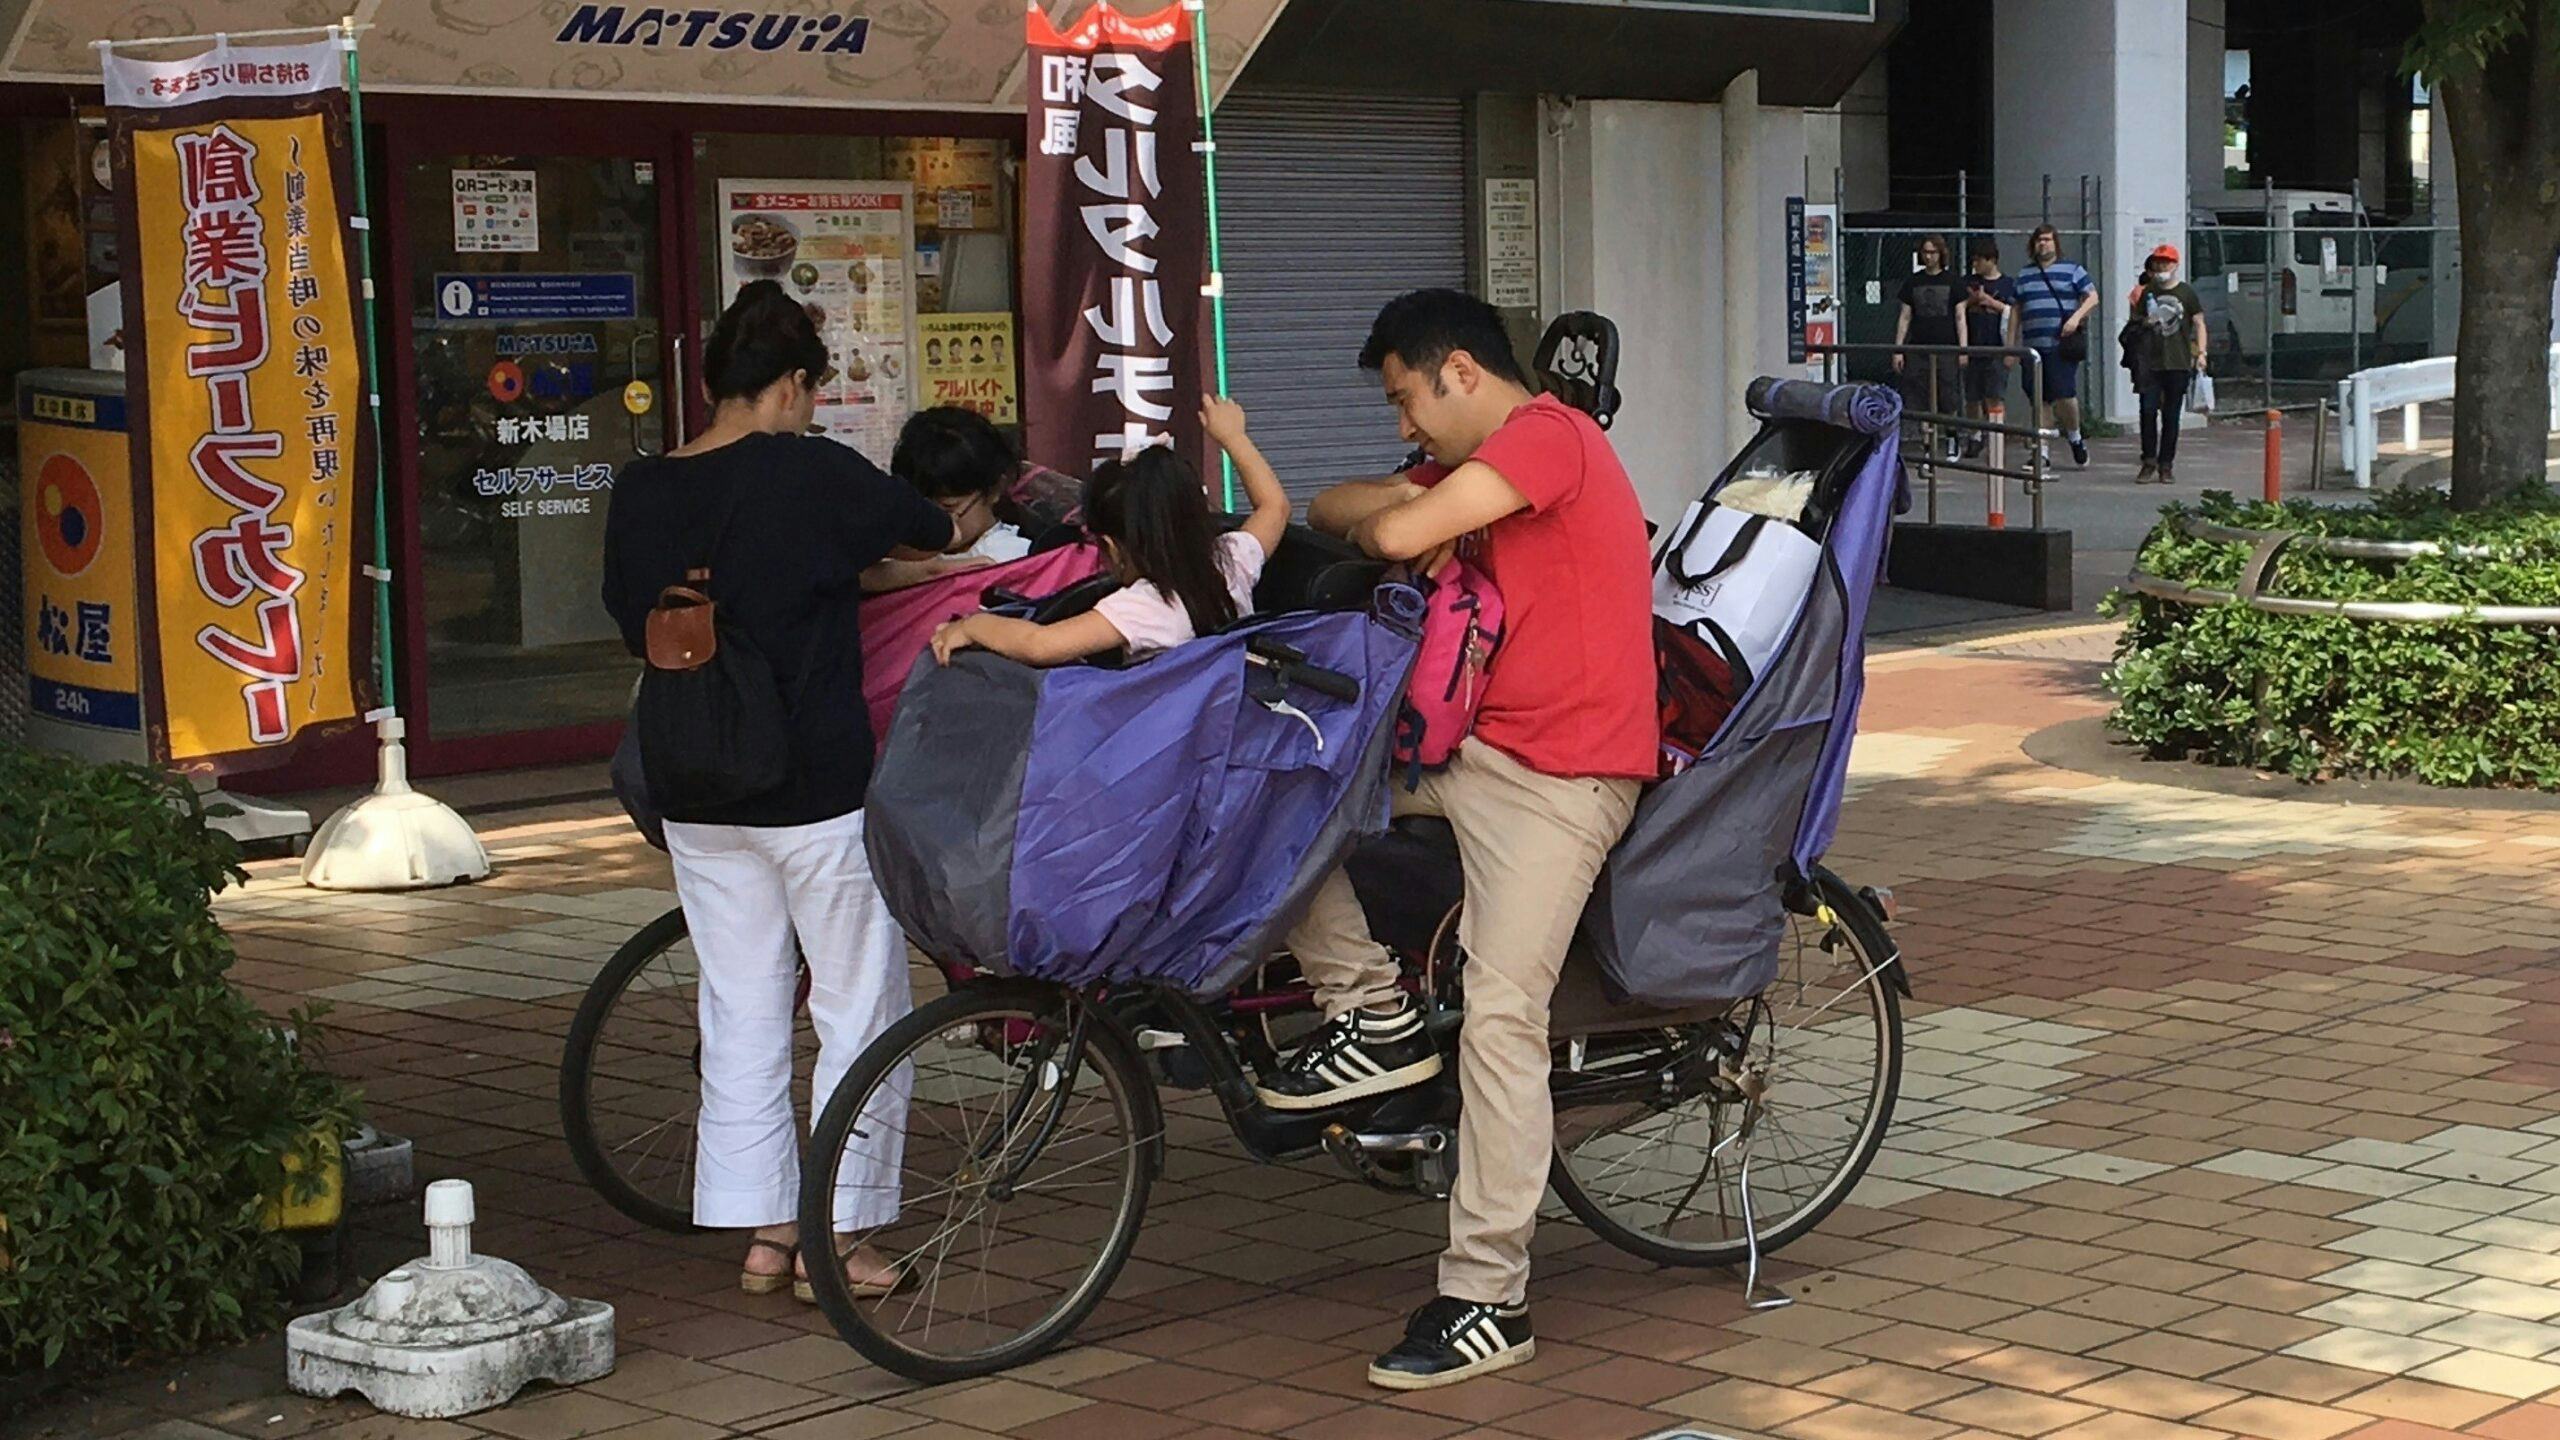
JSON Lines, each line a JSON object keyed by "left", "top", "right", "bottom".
{"left": 1994, "top": 0, "right": 2187, "bottom": 421}
{"left": 1539, "top": 94, "right": 1808, "bottom": 525}
{"left": 2188, "top": 0, "right": 2226, "bottom": 206}
{"left": 1722, "top": 69, "right": 1762, "bottom": 472}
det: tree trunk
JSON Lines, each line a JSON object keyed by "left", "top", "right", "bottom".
{"left": 2430, "top": 5, "right": 2560, "bottom": 509}
{"left": 2448, "top": 204, "right": 2560, "bottom": 508}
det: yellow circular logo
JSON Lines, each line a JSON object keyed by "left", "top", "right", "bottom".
{"left": 623, "top": 380, "right": 654, "bottom": 416}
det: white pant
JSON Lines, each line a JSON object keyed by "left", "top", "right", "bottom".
{"left": 665, "top": 810, "right": 909, "bottom": 1231}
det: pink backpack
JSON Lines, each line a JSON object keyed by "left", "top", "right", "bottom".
{"left": 1393, "top": 556, "right": 1505, "bottom": 777}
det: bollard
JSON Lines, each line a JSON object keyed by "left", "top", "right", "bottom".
{"left": 1985, "top": 401, "right": 2006, "bottom": 530}
{"left": 2263, "top": 410, "right": 2283, "bottom": 504}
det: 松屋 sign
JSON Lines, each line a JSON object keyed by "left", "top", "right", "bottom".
{"left": 1021, "top": 2, "right": 1205, "bottom": 475}
{"left": 106, "top": 36, "right": 373, "bottom": 770}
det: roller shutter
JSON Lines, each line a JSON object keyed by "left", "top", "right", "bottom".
{"left": 1215, "top": 88, "right": 1467, "bottom": 500}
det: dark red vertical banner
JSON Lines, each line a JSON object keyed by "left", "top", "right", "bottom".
{"left": 1021, "top": 2, "right": 1204, "bottom": 479}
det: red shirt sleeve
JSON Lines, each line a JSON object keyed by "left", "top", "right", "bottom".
{"left": 1464, "top": 403, "right": 1584, "bottom": 514}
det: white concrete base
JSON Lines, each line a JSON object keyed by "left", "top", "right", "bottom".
{"left": 301, "top": 717, "right": 491, "bottom": 890}
{"left": 286, "top": 1180, "right": 613, "bottom": 1419}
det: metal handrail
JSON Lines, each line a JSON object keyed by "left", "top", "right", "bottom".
{"left": 2176, "top": 514, "right": 2500, "bottom": 561}
{"left": 2129, "top": 514, "right": 2560, "bottom": 626}
{"left": 1805, "top": 340, "right": 2057, "bottom": 528}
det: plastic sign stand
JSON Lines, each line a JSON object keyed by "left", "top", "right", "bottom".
{"left": 287, "top": 1180, "right": 614, "bottom": 1418}
{"left": 300, "top": 716, "right": 492, "bottom": 890}
{"left": 198, "top": 778, "right": 315, "bottom": 850}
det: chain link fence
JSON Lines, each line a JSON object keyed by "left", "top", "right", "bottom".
{"left": 2190, "top": 219, "right": 2458, "bottom": 417}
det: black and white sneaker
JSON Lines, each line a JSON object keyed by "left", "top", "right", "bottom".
{"left": 1253, "top": 998, "right": 1442, "bottom": 1111}
{"left": 2069, "top": 437, "right": 2090, "bottom": 467}
{"left": 1368, "top": 1297, "right": 1535, "bottom": 1390}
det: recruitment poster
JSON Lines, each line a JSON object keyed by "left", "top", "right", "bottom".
{"left": 105, "top": 36, "right": 373, "bottom": 770}
{"left": 717, "top": 179, "right": 916, "bottom": 466}
{"left": 918, "top": 313, "right": 1018, "bottom": 424}
{"left": 1022, "top": 2, "right": 1205, "bottom": 475}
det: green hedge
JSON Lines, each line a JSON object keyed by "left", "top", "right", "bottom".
{"left": 0, "top": 747, "right": 356, "bottom": 1378}
{"left": 2102, "top": 488, "right": 2560, "bottom": 788}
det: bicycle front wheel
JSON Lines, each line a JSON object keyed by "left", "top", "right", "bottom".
{"left": 1550, "top": 873, "right": 1902, "bottom": 1267}
{"left": 798, "top": 979, "right": 1160, "bottom": 1384}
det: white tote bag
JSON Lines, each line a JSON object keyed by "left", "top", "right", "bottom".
{"left": 1651, "top": 500, "right": 1822, "bottom": 690}
{"left": 2187, "top": 372, "right": 2217, "bottom": 415}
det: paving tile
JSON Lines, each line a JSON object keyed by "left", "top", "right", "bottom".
{"left": 2318, "top": 1260, "right": 2470, "bottom": 1300}
{"left": 2040, "top": 1417, "right": 2229, "bottom": 1440}
{"left": 2404, "top": 1350, "right": 2560, "bottom": 1400}
{"left": 894, "top": 1379, "right": 1092, "bottom": 1430}
{"left": 1802, "top": 1361, "right": 1982, "bottom": 1411}
{"left": 2283, "top": 1328, "right": 2462, "bottom": 1377}
{"left": 2323, "top": 1231, "right": 2477, "bottom": 1267}
{"left": 2467, "top": 1402, "right": 2560, "bottom": 1439}
{"left": 1655, "top": 1378, "right": 1839, "bottom": 1430}
{"left": 1922, "top": 1385, "right": 2104, "bottom": 1437}
{"left": 2194, "top": 1394, "right": 2367, "bottom": 1439}
{"left": 2429, "top": 1277, "right": 2560, "bottom": 1322}
{"left": 2210, "top": 1356, "right": 2385, "bottom": 1404}
{"left": 2300, "top": 1294, "right": 2471, "bottom": 1338}
{"left": 2058, "top": 1371, "right": 2247, "bottom": 1421}
{"left": 1949, "top": 1347, "right": 2122, "bottom": 1396}
{"left": 1777, "top": 1401, "right": 1965, "bottom": 1440}
{"left": 2332, "top": 1376, "right": 2517, "bottom": 1428}
{"left": 471, "top": 1392, "right": 663, "bottom": 1440}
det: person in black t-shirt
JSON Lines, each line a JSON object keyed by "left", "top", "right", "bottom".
{"left": 1961, "top": 237, "right": 2019, "bottom": 456}
{"left": 1892, "top": 234, "right": 1966, "bottom": 448}
{"left": 601, "top": 280, "right": 958, "bottom": 1302}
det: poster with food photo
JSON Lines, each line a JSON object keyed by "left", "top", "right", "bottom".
{"left": 717, "top": 179, "right": 917, "bottom": 465}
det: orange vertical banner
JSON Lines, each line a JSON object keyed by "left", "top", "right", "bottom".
{"left": 106, "top": 37, "right": 374, "bottom": 770}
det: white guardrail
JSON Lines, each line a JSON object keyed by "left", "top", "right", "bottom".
{"left": 2336, "top": 345, "right": 2560, "bottom": 489}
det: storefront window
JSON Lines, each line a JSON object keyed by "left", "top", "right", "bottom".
{"left": 691, "top": 133, "right": 1020, "bottom": 462}
{"left": 406, "top": 153, "right": 661, "bottom": 738}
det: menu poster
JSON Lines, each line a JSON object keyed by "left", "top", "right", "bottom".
{"left": 884, "top": 138, "right": 1001, "bottom": 234}
{"left": 718, "top": 179, "right": 916, "bottom": 465}
{"left": 919, "top": 312, "right": 1019, "bottom": 424}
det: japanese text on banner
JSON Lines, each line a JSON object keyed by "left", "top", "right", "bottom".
{"left": 1021, "top": 3, "right": 1204, "bottom": 477}
{"left": 114, "top": 40, "right": 370, "bottom": 768}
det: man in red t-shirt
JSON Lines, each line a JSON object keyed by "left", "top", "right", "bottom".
{"left": 1260, "top": 289, "right": 1658, "bottom": 1390}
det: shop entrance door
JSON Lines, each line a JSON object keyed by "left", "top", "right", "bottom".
{"left": 390, "top": 132, "right": 682, "bottom": 760}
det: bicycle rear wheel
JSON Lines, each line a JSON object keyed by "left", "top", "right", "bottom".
{"left": 799, "top": 979, "right": 1160, "bottom": 1384}
{"left": 1550, "top": 873, "right": 1902, "bottom": 1267}
{"left": 558, "top": 907, "right": 816, "bottom": 1232}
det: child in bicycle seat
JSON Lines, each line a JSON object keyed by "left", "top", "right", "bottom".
{"left": 929, "top": 396, "right": 1290, "bottom": 666}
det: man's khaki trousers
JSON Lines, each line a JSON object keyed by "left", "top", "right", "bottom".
{"left": 1284, "top": 740, "right": 1640, "bottom": 1306}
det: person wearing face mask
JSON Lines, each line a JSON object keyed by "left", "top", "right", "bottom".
{"left": 2015, "top": 224, "right": 2097, "bottom": 466}
{"left": 600, "top": 279, "right": 968, "bottom": 1305}
{"left": 2125, "top": 245, "right": 2208, "bottom": 483}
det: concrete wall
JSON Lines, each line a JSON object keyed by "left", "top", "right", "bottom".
{"left": 1540, "top": 95, "right": 1808, "bottom": 524}
{"left": 1992, "top": 0, "right": 2186, "bottom": 419}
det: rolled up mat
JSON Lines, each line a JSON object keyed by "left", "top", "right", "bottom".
{"left": 1371, "top": 580, "right": 1427, "bottom": 639}
{"left": 1744, "top": 377, "right": 1903, "bottom": 438}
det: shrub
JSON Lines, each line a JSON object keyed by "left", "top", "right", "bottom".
{"left": 2102, "top": 488, "right": 2560, "bottom": 789}
{"left": 0, "top": 746, "right": 357, "bottom": 1378}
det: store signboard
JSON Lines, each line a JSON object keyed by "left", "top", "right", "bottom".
{"left": 1021, "top": 2, "right": 1206, "bottom": 474}
{"left": 717, "top": 180, "right": 916, "bottom": 465}
{"left": 8, "top": 1, "right": 1288, "bottom": 108}
{"left": 1525, "top": 0, "right": 1872, "bottom": 15}
{"left": 104, "top": 35, "right": 374, "bottom": 770}
{"left": 19, "top": 380, "right": 142, "bottom": 739}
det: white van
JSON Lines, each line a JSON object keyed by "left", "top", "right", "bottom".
{"left": 2189, "top": 190, "right": 2379, "bottom": 372}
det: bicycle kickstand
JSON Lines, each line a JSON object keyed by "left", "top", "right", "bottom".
{"left": 1737, "top": 1149, "right": 1795, "bottom": 1311}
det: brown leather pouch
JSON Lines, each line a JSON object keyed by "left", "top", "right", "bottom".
{"left": 645, "top": 568, "right": 718, "bottom": 671}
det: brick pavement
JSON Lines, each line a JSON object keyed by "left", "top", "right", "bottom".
{"left": 27, "top": 622, "right": 2560, "bottom": 1440}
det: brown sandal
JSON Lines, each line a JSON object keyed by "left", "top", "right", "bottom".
{"left": 738, "top": 1237, "right": 797, "bottom": 1296}
{"left": 792, "top": 1240, "right": 911, "bottom": 1304}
